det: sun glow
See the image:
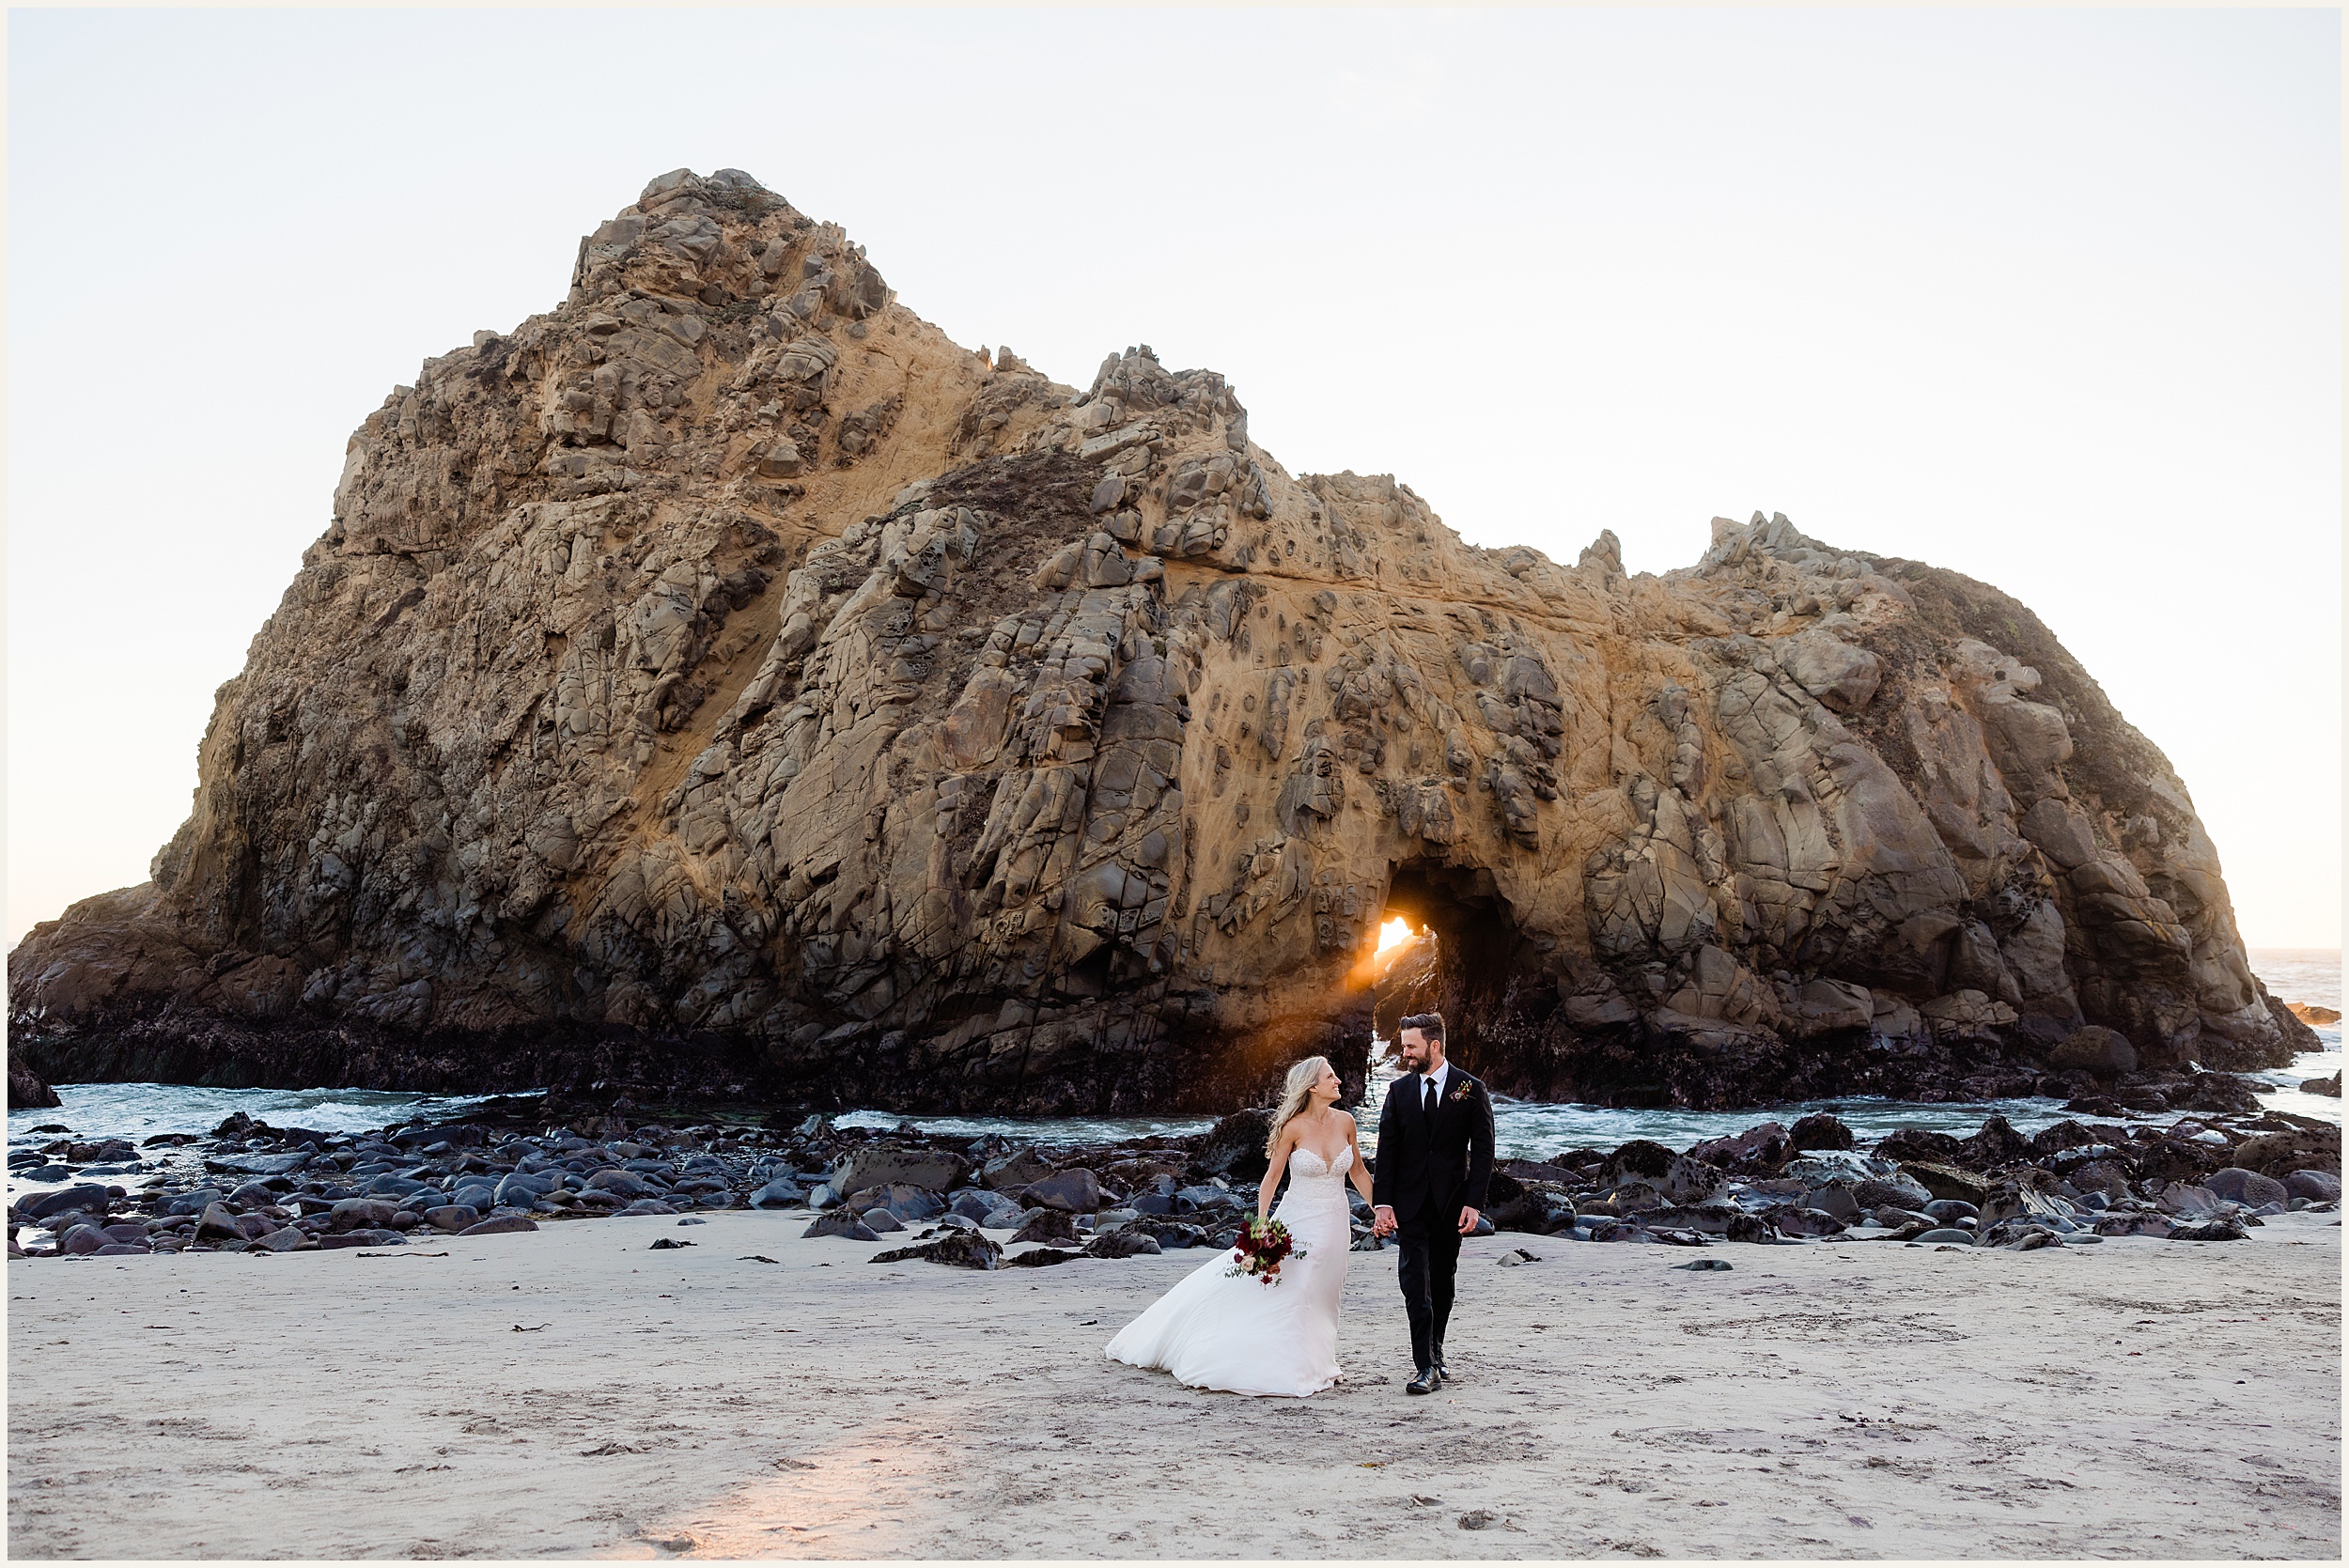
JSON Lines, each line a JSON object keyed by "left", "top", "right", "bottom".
{"left": 1375, "top": 915, "right": 1413, "bottom": 955}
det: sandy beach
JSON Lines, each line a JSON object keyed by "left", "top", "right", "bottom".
{"left": 7, "top": 1208, "right": 2338, "bottom": 1559}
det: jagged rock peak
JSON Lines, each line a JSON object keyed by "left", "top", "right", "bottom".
{"left": 8, "top": 168, "right": 2310, "bottom": 1114}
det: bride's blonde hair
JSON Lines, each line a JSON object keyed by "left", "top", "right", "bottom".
{"left": 1265, "top": 1055, "right": 1334, "bottom": 1156}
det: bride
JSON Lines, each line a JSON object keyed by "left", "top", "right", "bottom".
{"left": 1105, "top": 1056, "right": 1375, "bottom": 1397}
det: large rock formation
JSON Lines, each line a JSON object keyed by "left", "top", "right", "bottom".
{"left": 8, "top": 168, "right": 2312, "bottom": 1112}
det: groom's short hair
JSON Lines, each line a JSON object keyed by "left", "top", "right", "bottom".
{"left": 1400, "top": 1012, "right": 1446, "bottom": 1046}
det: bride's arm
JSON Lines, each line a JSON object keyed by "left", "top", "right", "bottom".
{"left": 1256, "top": 1124, "right": 1294, "bottom": 1225}
{"left": 1341, "top": 1112, "right": 1376, "bottom": 1205}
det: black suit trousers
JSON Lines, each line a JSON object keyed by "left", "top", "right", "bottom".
{"left": 1394, "top": 1214, "right": 1462, "bottom": 1373}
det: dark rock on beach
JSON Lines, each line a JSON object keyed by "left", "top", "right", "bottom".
{"left": 803, "top": 1210, "right": 880, "bottom": 1242}
{"left": 1192, "top": 1110, "right": 1274, "bottom": 1183}
{"left": 459, "top": 1216, "right": 538, "bottom": 1236}
{"left": 1022, "top": 1170, "right": 1106, "bottom": 1213}
{"left": 833, "top": 1143, "right": 970, "bottom": 1197}
{"left": 8, "top": 1061, "right": 62, "bottom": 1110}
{"left": 871, "top": 1229, "right": 1002, "bottom": 1269}
{"left": 1009, "top": 1208, "right": 1079, "bottom": 1245}
{"left": 1006, "top": 1245, "right": 1087, "bottom": 1268}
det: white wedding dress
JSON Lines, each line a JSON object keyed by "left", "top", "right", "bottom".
{"left": 1103, "top": 1144, "right": 1354, "bottom": 1397}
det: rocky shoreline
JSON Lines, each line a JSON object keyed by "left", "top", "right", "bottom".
{"left": 10, "top": 1080, "right": 2338, "bottom": 1264}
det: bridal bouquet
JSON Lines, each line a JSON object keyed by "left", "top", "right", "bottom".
{"left": 1226, "top": 1217, "right": 1306, "bottom": 1285}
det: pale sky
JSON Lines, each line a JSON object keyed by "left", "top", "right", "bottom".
{"left": 8, "top": 8, "right": 2341, "bottom": 951}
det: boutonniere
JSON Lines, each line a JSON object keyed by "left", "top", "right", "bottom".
{"left": 1447, "top": 1082, "right": 1472, "bottom": 1103}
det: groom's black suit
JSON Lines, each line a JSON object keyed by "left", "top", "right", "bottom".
{"left": 1372, "top": 1063, "right": 1496, "bottom": 1375}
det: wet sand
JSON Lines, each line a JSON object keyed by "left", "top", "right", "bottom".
{"left": 7, "top": 1210, "right": 2340, "bottom": 1559}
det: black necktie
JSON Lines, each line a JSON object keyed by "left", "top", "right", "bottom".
{"left": 1423, "top": 1075, "right": 1439, "bottom": 1119}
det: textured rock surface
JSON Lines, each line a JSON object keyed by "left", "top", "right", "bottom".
{"left": 8, "top": 167, "right": 2313, "bottom": 1112}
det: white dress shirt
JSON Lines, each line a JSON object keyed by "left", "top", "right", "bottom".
{"left": 1419, "top": 1060, "right": 1451, "bottom": 1106}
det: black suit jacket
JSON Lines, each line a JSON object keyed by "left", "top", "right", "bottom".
{"left": 1371, "top": 1065, "right": 1496, "bottom": 1224}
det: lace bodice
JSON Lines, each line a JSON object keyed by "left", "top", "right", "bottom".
{"left": 1288, "top": 1144, "right": 1355, "bottom": 1183}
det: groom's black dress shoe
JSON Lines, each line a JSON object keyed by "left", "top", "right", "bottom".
{"left": 1406, "top": 1368, "right": 1441, "bottom": 1395}
{"left": 1432, "top": 1345, "right": 1450, "bottom": 1380}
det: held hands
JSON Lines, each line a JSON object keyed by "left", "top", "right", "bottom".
{"left": 1456, "top": 1205, "right": 1480, "bottom": 1236}
{"left": 1372, "top": 1204, "right": 1396, "bottom": 1237}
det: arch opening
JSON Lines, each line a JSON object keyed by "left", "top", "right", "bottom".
{"left": 1363, "top": 860, "right": 1537, "bottom": 1083}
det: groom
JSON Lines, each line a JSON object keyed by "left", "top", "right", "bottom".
{"left": 1370, "top": 1011, "right": 1496, "bottom": 1395}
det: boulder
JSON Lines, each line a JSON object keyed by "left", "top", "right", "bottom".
{"left": 1083, "top": 1230, "right": 1161, "bottom": 1259}
{"left": 1802, "top": 1185, "right": 1862, "bottom": 1221}
{"left": 1658, "top": 1155, "right": 1727, "bottom": 1204}
{"left": 1785, "top": 1113, "right": 1855, "bottom": 1153}
{"left": 456, "top": 1216, "right": 538, "bottom": 1236}
{"left": 1006, "top": 1246, "right": 1086, "bottom": 1268}
{"left": 2230, "top": 1126, "right": 2341, "bottom": 1180}
{"left": 2047, "top": 1026, "right": 2138, "bottom": 1076}
{"left": 328, "top": 1198, "right": 400, "bottom": 1233}
{"left": 2283, "top": 1170, "right": 2341, "bottom": 1203}
{"left": 2157, "top": 1181, "right": 2222, "bottom": 1217}
{"left": 1600, "top": 1141, "right": 1676, "bottom": 1184}
{"left": 1122, "top": 1219, "right": 1209, "bottom": 1250}
{"left": 749, "top": 1178, "right": 808, "bottom": 1209}
{"left": 583, "top": 1170, "right": 656, "bottom": 1199}
{"left": 1486, "top": 1186, "right": 1579, "bottom": 1235}
{"left": 979, "top": 1148, "right": 1053, "bottom": 1192}
{"left": 57, "top": 1223, "right": 109, "bottom": 1255}
{"left": 1875, "top": 1128, "right": 1965, "bottom": 1166}
{"left": 1683, "top": 1123, "right": 1788, "bottom": 1174}
{"left": 1172, "top": 1183, "right": 1243, "bottom": 1215}
{"left": 802, "top": 1210, "right": 880, "bottom": 1242}
{"left": 1978, "top": 1219, "right": 2060, "bottom": 1250}
{"left": 2092, "top": 1213, "right": 2172, "bottom": 1238}
{"left": 1193, "top": 1110, "right": 1274, "bottom": 1183}
{"left": 8, "top": 1061, "right": 61, "bottom": 1110}
{"left": 858, "top": 1182, "right": 945, "bottom": 1220}
{"left": 2299, "top": 1071, "right": 2341, "bottom": 1097}
{"left": 1899, "top": 1162, "right": 1993, "bottom": 1205}
{"left": 1008, "top": 1208, "right": 1078, "bottom": 1245}
{"left": 949, "top": 1190, "right": 1025, "bottom": 1227}
{"left": 2172, "top": 1073, "right": 2263, "bottom": 1115}
{"left": 870, "top": 1230, "right": 1002, "bottom": 1269}
{"left": 832, "top": 1142, "right": 971, "bottom": 1198}
{"left": 317, "top": 1231, "right": 397, "bottom": 1250}
{"left": 22, "top": 1185, "right": 113, "bottom": 1221}
{"left": 1955, "top": 1116, "right": 2035, "bottom": 1171}
{"left": 423, "top": 1204, "right": 479, "bottom": 1232}
{"left": 2202, "top": 1168, "right": 2289, "bottom": 1208}
{"left": 1022, "top": 1169, "right": 1105, "bottom": 1213}
{"left": 1769, "top": 1206, "right": 1848, "bottom": 1238}
{"left": 1854, "top": 1173, "right": 1934, "bottom": 1211}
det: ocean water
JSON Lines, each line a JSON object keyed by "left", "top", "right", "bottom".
{"left": 2237, "top": 948, "right": 2343, "bottom": 1123}
{"left": 11, "top": 952, "right": 2339, "bottom": 1171}
{"left": 7, "top": 1083, "right": 526, "bottom": 1145}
